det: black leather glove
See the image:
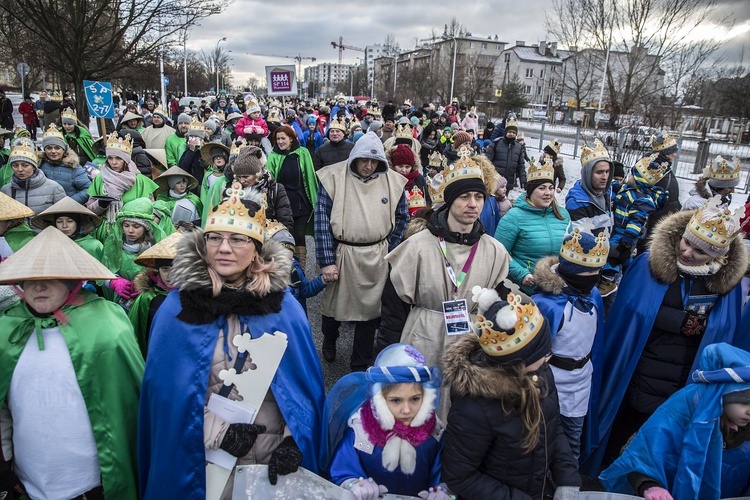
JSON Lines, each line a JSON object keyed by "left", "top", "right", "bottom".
{"left": 681, "top": 310, "right": 707, "bottom": 336}
{"left": 97, "top": 198, "right": 112, "bottom": 208}
{"left": 0, "top": 460, "right": 26, "bottom": 499}
{"left": 267, "top": 436, "right": 302, "bottom": 485}
{"left": 219, "top": 423, "right": 266, "bottom": 458}
{"left": 608, "top": 241, "right": 632, "bottom": 266}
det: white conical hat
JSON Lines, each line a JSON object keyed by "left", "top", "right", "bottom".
{"left": 0, "top": 191, "right": 34, "bottom": 221}
{"left": 31, "top": 196, "right": 102, "bottom": 234}
{"left": 0, "top": 227, "right": 116, "bottom": 283}
{"left": 134, "top": 230, "right": 186, "bottom": 268}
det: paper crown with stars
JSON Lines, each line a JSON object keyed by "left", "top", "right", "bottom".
{"left": 579, "top": 138, "right": 610, "bottom": 167}
{"left": 683, "top": 195, "right": 745, "bottom": 258}
{"left": 526, "top": 156, "right": 555, "bottom": 183}
{"left": 703, "top": 155, "right": 741, "bottom": 188}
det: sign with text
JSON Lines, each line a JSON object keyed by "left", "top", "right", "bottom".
{"left": 83, "top": 80, "right": 115, "bottom": 119}
{"left": 265, "top": 65, "right": 297, "bottom": 96}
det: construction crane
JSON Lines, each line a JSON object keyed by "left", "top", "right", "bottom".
{"left": 331, "top": 37, "right": 364, "bottom": 84}
{"left": 247, "top": 52, "right": 316, "bottom": 87}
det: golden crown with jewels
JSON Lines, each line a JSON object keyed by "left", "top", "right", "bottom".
{"left": 406, "top": 185, "right": 426, "bottom": 211}
{"left": 60, "top": 107, "right": 77, "bottom": 123}
{"left": 704, "top": 155, "right": 741, "bottom": 184}
{"left": 428, "top": 151, "right": 445, "bottom": 169}
{"left": 394, "top": 122, "right": 413, "bottom": 141}
{"left": 44, "top": 123, "right": 65, "bottom": 142}
{"left": 474, "top": 292, "right": 545, "bottom": 357}
{"left": 526, "top": 156, "right": 555, "bottom": 182}
{"left": 428, "top": 173, "right": 445, "bottom": 205}
{"left": 328, "top": 117, "right": 347, "bottom": 132}
{"left": 559, "top": 226, "right": 609, "bottom": 268}
{"left": 686, "top": 195, "right": 745, "bottom": 250}
{"left": 442, "top": 155, "right": 484, "bottom": 190}
{"left": 204, "top": 182, "right": 266, "bottom": 243}
{"left": 634, "top": 153, "right": 669, "bottom": 185}
{"left": 105, "top": 131, "right": 133, "bottom": 157}
{"left": 9, "top": 140, "right": 38, "bottom": 167}
{"left": 230, "top": 138, "right": 247, "bottom": 157}
{"left": 652, "top": 130, "right": 677, "bottom": 152}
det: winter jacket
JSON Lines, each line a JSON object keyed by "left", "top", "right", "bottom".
{"left": 290, "top": 256, "right": 326, "bottom": 313}
{"left": 553, "top": 157, "right": 566, "bottom": 191}
{"left": 1, "top": 170, "right": 66, "bottom": 215}
{"left": 164, "top": 132, "right": 188, "bottom": 168}
{"left": 494, "top": 196, "right": 570, "bottom": 294}
{"left": 625, "top": 212, "right": 748, "bottom": 415}
{"left": 266, "top": 146, "right": 318, "bottom": 219}
{"left": 19, "top": 101, "right": 37, "bottom": 126}
{"left": 39, "top": 149, "right": 91, "bottom": 204}
{"left": 442, "top": 336, "right": 581, "bottom": 500}
{"left": 485, "top": 138, "right": 526, "bottom": 188}
{"left": 565, "top": 180, "right": 612, "bottom": 235}
{"left": 612, "top": 176, "right": 667, "bottom": 249}
{"left": 636, "top": 155, "right": 681, "bottom": 253}
{"left": 681, "top": 177, "right": 717, "bottom": 211}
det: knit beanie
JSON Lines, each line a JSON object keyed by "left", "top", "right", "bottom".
{"left": 167, "top": 176, "right": 188, "bottom": 189}
{"left": 443, "top": 175, "right": 486, "bottom": 208}
{"left": 204, "top": 119, "right": 217, "bottom": 134}
{"left": 368, "top": 121, "right": 383, "bottom": 133}
{"left": 392, "top": 144, "right": 415, "bottom": 167}
{"left": 232, "top": 146, "right": 264, "bottom": 176}
{"left": 42, "top": 128, "right": 68, "bottom": 151}
{"left": 526, "top": 178, "right": 553, "bottom": 198}
{"left": 452, "top": 131, "right": 472, "bottom": 151}
{"left": 178, "top": 113, "right": 192, "bottom": 124}
{"left": 612, "top": 161, "right": 625, "bottom": 179}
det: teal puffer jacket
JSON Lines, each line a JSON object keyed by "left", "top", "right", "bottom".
{"left": 493, "top": 195, "right": 570, "bottom": 294}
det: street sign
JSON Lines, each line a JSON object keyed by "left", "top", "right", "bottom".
{"left": 163, "top": 77, "right": 170, "bottom": 86}
{"left": 16, "top": 62, "right": 30, "bottom": 77}
{"left": 83, "top": 80, "right": 115, "bottom": 119}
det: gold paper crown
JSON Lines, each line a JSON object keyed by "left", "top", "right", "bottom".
{"left": 443, "top": 156, "right": 484, "bottom": 189}
{"left": 267, "top": 108, "right": 281, "bottom": 123}
{"left": 428, "top": 151, "right": 445, "bottom": 169}
{"left": 470, "top": 106, "right": 477, "bottom": 114}
{"left": 214, "top": 110, "right": 226, "bottom": 122}
{"left": 370, "top": 108, "right": 381, "bottom": 118}
{"left": 406, "top": 185, "right": 426, "bottom": 211}
{"left": 394, "top": 123, "right": 413, "bottom": 141}
{"left": 451, "top": 96, "right": 458, "bottom": 103}
{"left": 269, "top": 100, "right": 282, "bottom": 109}
{"left": 428, "top": 173, "right": 445, "bottom": 205}
{"left": 105, "top": 131, "right": 133, "bottom": 157}
{"left": 329, "top": 117, "right": 347, "bottom": 132}
{"left": 335, "top": 93, "right": 346, "bottom": 102}
{"left": 8, "top": 140, "right": 38, "bottom": 166}
{"left": 265, "top": 220, "right": 287, "bottom": 240}
{"left": 652, "top": 130, "right": 677, "bottom": 152}
{"left": 205, "top": 182, "right": 266, "bottom": 243}
{"left": 44, "top": 123, "right": 65, "bottom": 142}
{"left": 526, "top": 156, "right": 555, "bottom": 182}
{"left": 634, "top": 153, "right": 669, "bottom": 185}
{"left": 403, "top": 99, "right": 412, "bottom": 107}
{"left": 246, "top": 99, "right": 260, "bottom": 110}
{"left": 545, "top": 139, "right": 562, "bottom": 155}
{"left": 579, "top": 138, "right": 610, "bottom": 166}
{"left": 153, "top": 106, "right": 169, "bottom": 118}
{"left": 559, "top": 227, "right": 609, "bottom": 268}
{"left": 188, "top": 116, "right": 205, "bottom": 133}
{"left": 230, "top": 138, "right": 248, "bottom": 157}
{"left": 349, "top": 116, "right": 361, "bottom": 130}
{"left": 13, "top": 125, "right": 30, "bottom": 138}
{"left": 505, "top": 115, "right": 518, "bottom": 129}
{"left": 49, "top": 91, "right": 62, "bottom": 101}
{"left": 60, "top": 107, "right": 77, "bottom": 123}
{"left": 473, "top": 293, "right": 545, "bottom": 357}
{"left": 686, "top": 195, "right": 745, "bottom": 250}
{"left": 704, "top": 155, "right": 741, "bottom": 184}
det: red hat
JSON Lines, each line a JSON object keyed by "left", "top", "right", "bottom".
{"left": 392, "top": 144, "right": 415, "bottom": 167}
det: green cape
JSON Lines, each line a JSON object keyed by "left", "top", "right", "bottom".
{"left": 88, "top": 174, "right": 159, "bottom": 241}
{"left": 75, "top": 233, "right": 104, "bottom": 262}
{"left": 65, "top": 126, "right": 102, "bottom": 165}
{"left": 0, "top": 291, "right": 143, "bottom": 499}
{"left": 127, "top": 277, "right": 168, "bottom": 357}
{"left": 3, "top": 224, "right": 36, "bottom": 253}
{"left": 155, "top": 191, "right": 204, "bottom": 226}
{"left": 266, "top": 147, "right": 318, "bottom": 234}
{"left": 200, "top": 174, "right": 227, "bottom": 224}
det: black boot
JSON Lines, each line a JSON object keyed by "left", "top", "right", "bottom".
{"left": 321, "top": 315, "right": 340, "bottom": 363}
{"left": 351, "top": 320, "right": 377, "bottom": 371}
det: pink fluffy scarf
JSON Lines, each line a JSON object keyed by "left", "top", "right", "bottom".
{"left": 360, "top": 399, "right": 435, "bottom": 448}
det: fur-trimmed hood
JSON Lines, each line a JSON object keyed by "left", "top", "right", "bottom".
{"left": 648, "top": 210, "right": 747, "bottom": 295}
{"left": 691, "top": 177, "right": 712, "bottom": 200}
{"left": 533, "top": 255, "right": 565, "bottom": 294}
{"left": 403, "top": 216, "right": 429, "bottom": 240}
{"left": 170, "top": 229, "right": 291, "bottom": 293}
{"left": 443, "top": 335, "right": 525, "bottom": 400}
{"left": 133, "top": 268, "right": 158, "bottom": 294}
{"left": 39, "top": 148, "right": 80, "bottom": 169}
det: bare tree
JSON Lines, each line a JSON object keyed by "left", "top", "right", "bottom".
{"left": 0, "top": 0, "right": 229, "bottom": 123}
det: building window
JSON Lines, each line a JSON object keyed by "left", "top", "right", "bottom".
{"left": 524, "top": 85, "right": 532, "bottom": 95}
{"left": 504, "top": 53, "right": 510, "bottom": 63}
{"left": 537, "top": 86, "right": 542, "bottom": 95}
{"left": 481, "top": 43, "right": 488, "bottom": 50}
{"left": 539, "top": 69, "right": 545, "bottom": 79}
{"left": 496, "top": 45, "right": 502, "bottom": 51}
{"left": 525, "top": 68, "right": 533, "bottom": 78}
{"left": 469, "top": 42, "right": 475, "bottom": 48}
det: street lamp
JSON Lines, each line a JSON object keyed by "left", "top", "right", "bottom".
{"left": 216, "top": 37, "right": 226, "bottom": 94}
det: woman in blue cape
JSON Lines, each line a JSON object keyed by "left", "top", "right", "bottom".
{"left": 600, "top": 343, "right": 750, "bottom": 499}
{"left": 138, "top": 183, "right": 325, "bottom": 499}
{"left": 582, "top": 197, "right": 749, "bottom": 476}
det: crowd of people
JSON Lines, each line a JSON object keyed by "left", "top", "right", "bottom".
{"left": 0, "top": 89, "right": 749, "bottom": 500}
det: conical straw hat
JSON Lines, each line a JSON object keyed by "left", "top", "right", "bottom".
{"left": 134, "top": 230, "right": 185, "bottom": 268}
{"left": 0, "top": 191, "right": 34, "bottom": 221}
{"left": 0, "top": 227, "right": 116, "bottom": 283}
{"left": 31, "top": 197, "right": 102, "bottom": 234}
{"left": 144, "top": 149, "right": 168, "bottom": 169}
{"left": 153, "top": 165, "right": 199, "bottom": 191}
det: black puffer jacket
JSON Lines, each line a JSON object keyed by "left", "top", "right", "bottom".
{"left": 312, "top": 139, "right": 354, "bottom": 171}
{"left": 119, "top": 128, "right": 152, "bottom": 178}
{"left": 486, "top": 137, "right": 526, "bottom": 188}
{"left": 442, "top": 336, "right": 581, "bottom": 500}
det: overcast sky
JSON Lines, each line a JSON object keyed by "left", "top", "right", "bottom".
{"left": 186, "top": 0, "right": 750, "bottom": 88}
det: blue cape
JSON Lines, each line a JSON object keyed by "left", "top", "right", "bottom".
{"left": 600, "top": 343, "right": 750, "bottom": 498}
{"left": 581, "top": 253, "right": 746, "bottom": 476}
{"left": 138, "top": 289, "right": 325, "bottom": 498}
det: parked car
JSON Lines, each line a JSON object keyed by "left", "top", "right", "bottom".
{"left": 598, "top": 126, "right": 658, "bottom": 150}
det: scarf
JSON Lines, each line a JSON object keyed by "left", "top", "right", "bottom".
{"left": 100, "top": 162, "right": 138, "bottom": 224}
{"left": 677, "top": 261, "right": 722, "bottom": 277}
{"left": 169, "top": 189, "right": 187, "bottom": 199}
{"left": 359, "top": 399, "right": 436, "bottom": 474}
{"left": 122, "top": 238, "right": 150, "bottom": 255}
{"left": 402, "top": 170, "right": 420, "bottom": 191}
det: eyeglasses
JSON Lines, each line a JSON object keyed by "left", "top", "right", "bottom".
{"left": 204, "top": 233, "right": 253, "bottom": 248}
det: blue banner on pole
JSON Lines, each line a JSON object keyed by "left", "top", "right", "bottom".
{"left": 83, "top": 80, "right": 115, "bottom": 119}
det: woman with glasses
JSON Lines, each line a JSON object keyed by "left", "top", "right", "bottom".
{"left": 139, "top": 182, "right": 325, "bottom": 498}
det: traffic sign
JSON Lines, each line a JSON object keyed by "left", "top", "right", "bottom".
{"left": 16, "top": 62, "right": 30, "bottom": 77}
{"left": 163, "top": 77, "right": 170, "bottom": 86}
{"left": 83, "top": 80, "right": 115, "bottom": 119}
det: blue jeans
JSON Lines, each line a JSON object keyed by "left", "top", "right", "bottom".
{"left": 559, "top": 415, "right": 585, "bottom": 463}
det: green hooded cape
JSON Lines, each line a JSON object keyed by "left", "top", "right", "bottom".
{"left": 0, "top": 291, "right": 143, "bottom": 499}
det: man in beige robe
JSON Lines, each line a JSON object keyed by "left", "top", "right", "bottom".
{"left": 378, "top": 156, "right": 511, "bottom": 417}
{"left": 315, "top": 131, "right": 409, "bottom": 371}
